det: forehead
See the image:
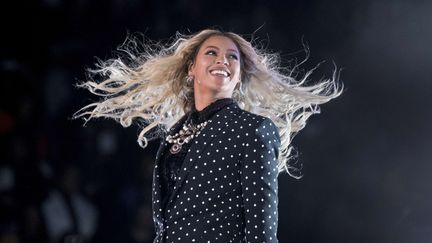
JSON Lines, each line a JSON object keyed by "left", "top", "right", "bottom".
{"left": 199, "top": 35, "right": 239, "bottom": 52}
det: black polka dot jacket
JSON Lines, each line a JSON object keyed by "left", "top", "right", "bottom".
{"left": 152, "top": 103, "right": 280, "bottom": 243}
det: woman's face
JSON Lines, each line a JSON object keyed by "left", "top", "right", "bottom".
{"left": 189, "top": 35, "right": 241, "bottom": 100}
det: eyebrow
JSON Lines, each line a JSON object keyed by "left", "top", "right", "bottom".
{"left": 204, "top": 45, "right": 239, "bottom": 54}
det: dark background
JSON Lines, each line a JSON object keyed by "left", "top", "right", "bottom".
{"left": 1, "top": 0, "right": 432, "bottom": 242}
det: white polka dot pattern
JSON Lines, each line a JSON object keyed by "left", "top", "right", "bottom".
{"left": 151, "top": 104, "right": 280, "bottom": 243}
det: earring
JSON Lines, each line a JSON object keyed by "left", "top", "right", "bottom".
{"left": 236, "top": 81, "right": 243, "bottom": 92}
{"left": 233, "top": 81, "right": 244, "bottom": 99}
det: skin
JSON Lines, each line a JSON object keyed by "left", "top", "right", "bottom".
{"left": 189, "top": 35, "right": 241, "bottom": 111}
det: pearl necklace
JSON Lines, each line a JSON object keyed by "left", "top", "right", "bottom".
{"left": 166, "top": 120, "right": 209, "bottom": 154}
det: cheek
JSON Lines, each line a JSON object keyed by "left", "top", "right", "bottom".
{"left": 233, "top": 65, "right": 241, "bottom": 79}
{"left": 195, "top": 59, "right": 211, "bottom": 74}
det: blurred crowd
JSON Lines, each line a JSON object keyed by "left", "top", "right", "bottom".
{"left": 0, "top": 59, "right": 157, "bottom": 243}
{"left": 1, "top": 1, "right": 172, "bottom": 243}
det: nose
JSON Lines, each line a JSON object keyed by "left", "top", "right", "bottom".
{"left": 215, "top": 56, "right": 229, "bottom": 65}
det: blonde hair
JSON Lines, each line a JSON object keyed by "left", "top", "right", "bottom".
{"left": 74, "top": 29, "right": 342, "bottom": 178}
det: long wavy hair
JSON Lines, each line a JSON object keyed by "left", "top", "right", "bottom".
{"left": 74, "top": 29, "right": 342, "bottom": 178}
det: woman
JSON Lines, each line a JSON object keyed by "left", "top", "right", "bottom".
{"left": 74, "top": 29, "right": 341, "bottom": 242}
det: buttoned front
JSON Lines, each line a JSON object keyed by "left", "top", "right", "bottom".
{"left": 152, "top": 103, "right": 280, "bottom": 243}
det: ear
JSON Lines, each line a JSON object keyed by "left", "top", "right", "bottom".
{"left": 187, "top": 61, "right": 195, "bottom": 76}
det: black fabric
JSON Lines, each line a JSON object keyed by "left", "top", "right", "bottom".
{"left": 151, "top": 103, "right": 281, "bottom": 243}
{"left": 159, "top": 98, "right": 234, "bottom": 210}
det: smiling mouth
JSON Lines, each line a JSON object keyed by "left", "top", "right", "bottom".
{"left": 210, "top": 70, "right": 230, "bottom": 77}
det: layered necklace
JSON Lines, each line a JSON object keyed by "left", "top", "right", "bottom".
{"left": 166, "top": 120, "right": 209, "bottom": 154}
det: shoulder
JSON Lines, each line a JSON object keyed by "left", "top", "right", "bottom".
{"left": 227, "top": 105, "right": 280, "bottom": 141}
{"left": 233, "top": 106, "right": 278, "bottom": 130}
{"left": 209, "top": 103, "right": 279, "bottom": 138}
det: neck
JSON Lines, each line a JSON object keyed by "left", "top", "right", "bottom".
{"left": 194, "top": 96, "right": 214, "bottom": 111}
{"left": 194, "top": 92, "right": 231, "bottom": 111}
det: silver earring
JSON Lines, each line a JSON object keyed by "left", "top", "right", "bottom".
{"left": 236, "top": 81, "right": 243, "bottom": 93}
{"left": 233, "top": 81, "right": 244, "bottom": 99}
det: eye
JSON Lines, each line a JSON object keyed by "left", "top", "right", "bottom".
{"left": 228, "top": 54, "right": 239, "bottom": 60}
{"left": 205, "top": 50, "right": 217, "bottom": 56}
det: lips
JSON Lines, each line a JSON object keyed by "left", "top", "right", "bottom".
{"left": 210, "top": 68, "right": 230, "bottom": 77}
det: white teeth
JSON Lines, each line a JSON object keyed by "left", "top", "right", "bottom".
{"left": 211, "top": 70, "right": 229, "bottom": 77}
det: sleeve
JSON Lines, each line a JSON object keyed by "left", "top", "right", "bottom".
{"left": 241, "top": 118, "right": 280, "bottom": 243}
